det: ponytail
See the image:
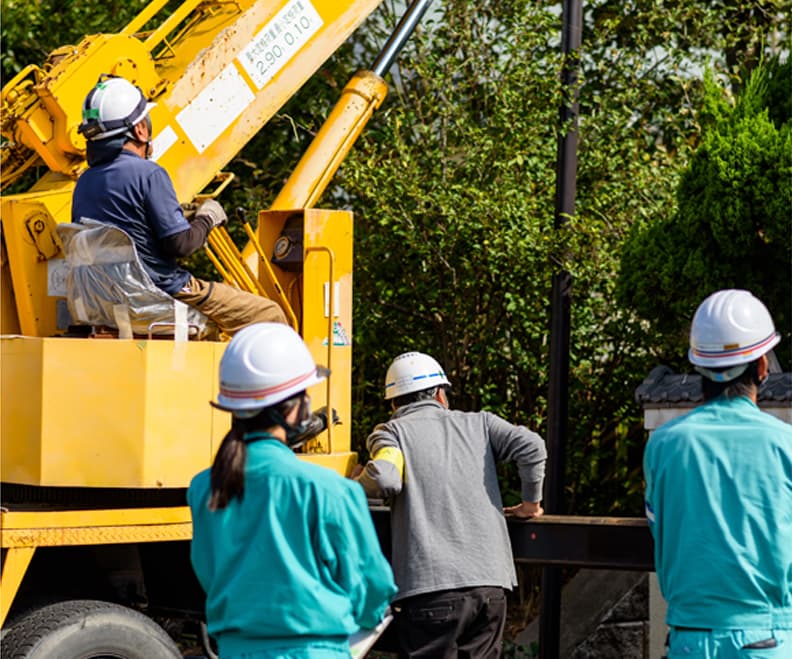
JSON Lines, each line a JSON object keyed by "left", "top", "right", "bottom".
{"left": 207, "top": 393, "right": 305, "bottom": 510}
{"left": 208, "top": 419, "right": 248, "bottom": 511}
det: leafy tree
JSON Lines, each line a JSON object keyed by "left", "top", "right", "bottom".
{"left": 338, "top": 0, "right": 559, "bottom": 425}
{"left": 618, "top": 60, "right": 792, "bottom": 369}
{"left": 336, "top": 0, "right": 789, "bottom": 517}
{"left": 1, "top": 0, "right": 150, "bottom": 82}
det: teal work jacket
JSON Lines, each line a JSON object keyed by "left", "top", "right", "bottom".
{"left": 644, "top": 395, "right": 792, "bottom": 630}
{"left": 188, "top": 435, "right": 397, "bottom": 657}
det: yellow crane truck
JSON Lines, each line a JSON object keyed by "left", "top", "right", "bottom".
{"left": 0, "top": 0, "right": 431, "bottom": 654}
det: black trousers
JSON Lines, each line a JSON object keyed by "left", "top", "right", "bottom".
{"left": 393, "top": 586, "right": 507, "bottom": 659}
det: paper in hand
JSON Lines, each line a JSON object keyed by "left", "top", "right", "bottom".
{"left": 349, "top": 612, "right": 393, "bottom": 658}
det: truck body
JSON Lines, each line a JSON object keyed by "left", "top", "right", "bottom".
{"left": 0, "top": 0, "right": 405, "bottom": 653}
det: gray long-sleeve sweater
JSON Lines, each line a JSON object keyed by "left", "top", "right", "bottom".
{"left": 358, "top": 399, "right": 547, "bottom": 601}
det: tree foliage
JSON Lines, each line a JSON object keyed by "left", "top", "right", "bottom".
{"left": 618, "top": 60, "right": 792, "bottom": 368}
{"left": 1, "top": 0, "right": 150, "bottom": 82}
{"left": 337, "top": 0, "right": 789, "bottom": 515}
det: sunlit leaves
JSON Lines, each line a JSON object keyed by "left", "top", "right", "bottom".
{"left": 618, "top": 60, "right": 792, "bottom": 368}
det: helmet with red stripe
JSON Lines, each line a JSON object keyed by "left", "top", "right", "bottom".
{"left": 212, "top": 323, "right": 328, "bottom": 418}
{"left": 689, "top": 289, "right": 780, "bottom": 382}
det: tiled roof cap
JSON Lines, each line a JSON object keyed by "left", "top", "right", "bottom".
{"left": 635, "top": 365, "right": 792, "bottom": 405}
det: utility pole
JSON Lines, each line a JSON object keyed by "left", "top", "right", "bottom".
{"left": 540, "top": 0, "right": 582, "bottom": 657}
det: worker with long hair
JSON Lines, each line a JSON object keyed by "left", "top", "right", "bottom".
{"left": 188, "top": 323, "right": 396, "bottom": 658}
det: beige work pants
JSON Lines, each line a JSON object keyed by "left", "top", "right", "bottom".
{"left": 174, "top": 276, "right": 287, "bottom": 337}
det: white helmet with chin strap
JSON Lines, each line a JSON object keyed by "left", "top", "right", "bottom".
{"left": 78, "top": 75, "right": 156, "bottom": 142}
{"left": 212, "top": 323, "right": 329, "bottom": 419}
{"left": 689, "top": 289, "right": 780, "bottom": 382}
{"left": 384, "top": 351, "right": 450, "bottom": 400}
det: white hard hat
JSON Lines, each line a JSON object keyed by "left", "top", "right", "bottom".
{"left": 78, "top": 76, "right": 156, "bottom": 141}
{"left": 689, "top": 289, "right": 780, "bottom": 381}
{"left": 384, "top": 351, "right": 450, "bottom": 400}
{"left": 212, "top": 323, "right": 329, "bottom": 417}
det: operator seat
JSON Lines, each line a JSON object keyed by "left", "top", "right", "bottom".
{"left": 57, "top": 219, "right": 212, "bottom": 339}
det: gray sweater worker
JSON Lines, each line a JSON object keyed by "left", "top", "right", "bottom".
{"left": 357, "top": 399, "right": 547, "bottom": 601}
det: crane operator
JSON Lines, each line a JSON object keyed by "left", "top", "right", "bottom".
{"left": 72, "top": 74, "right": 287, "bottom": 336}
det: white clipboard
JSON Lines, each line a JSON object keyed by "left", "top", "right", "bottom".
{"left": 349, "top": 612, "right": 393, "bottom": 658}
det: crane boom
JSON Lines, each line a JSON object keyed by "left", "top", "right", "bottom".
{"left": 1, "top": 0, "right": 385, "bottom": 198}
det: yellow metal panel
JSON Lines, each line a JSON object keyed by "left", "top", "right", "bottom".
{"left": 0, "top": 257, "right": 21, "bottom": 335}
{"left": 299, "top": 451, "right": 358, "bottom": 477}
{"left": 1, "top": 333, "right": 354, "bottom": 488}
{"left": 39, "top": 339, "right": 148, "bottom": 485}
{"left": 142, "top": 340, "right": 227, "bottom": 486}
{"left": 1, "top": 337, "right": 228, "bottom": 488}
{"left": 0, "top": 506, "right": 192, "bottom": 556}
{"left": 1, "top": 338, "right": 43, "bottom": 484}
{"left": 302, "top": 208, "right": 353, "bottom": 456}
{"left": 1, "top": 507, "right": 192, "bottom": 531}
{"left": 0, "top": 186, "right": 72, "bottom": 337}
{"left": 1, "top": 522, "right": 192, "bottom": 549}
{"left": 253, "top": 208, "right": 353, "bottom": 461}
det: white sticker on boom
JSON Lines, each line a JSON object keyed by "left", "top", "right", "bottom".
{"left": 176, "top": 63, "right": 255, "bottom": 154}
{"left": 238, "top": 0, "right": 324, "bottom": 89}
{"left": 151, "top": 125, "right": 178, "bottom": 162}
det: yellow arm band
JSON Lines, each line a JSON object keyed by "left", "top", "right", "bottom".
{"left": 371, "top": 446, "right": 404, "bottom": 480}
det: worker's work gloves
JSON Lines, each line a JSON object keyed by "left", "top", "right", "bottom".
{"left": 180, "top": 199, "right": 227, "bottom": 229}
{"left": 195, "top": 199, "right": 227, "bottom": 228}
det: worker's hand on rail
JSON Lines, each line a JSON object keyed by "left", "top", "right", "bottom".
{"left": 195, "top": 199, "right": 227, "bottom": 228}
{"left": 504, "top": 501, "right": 544, "bottom": 519}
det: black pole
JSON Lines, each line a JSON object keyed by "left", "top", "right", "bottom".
{"left": 540, "top": 0, "right": 582, "bottom": 657}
